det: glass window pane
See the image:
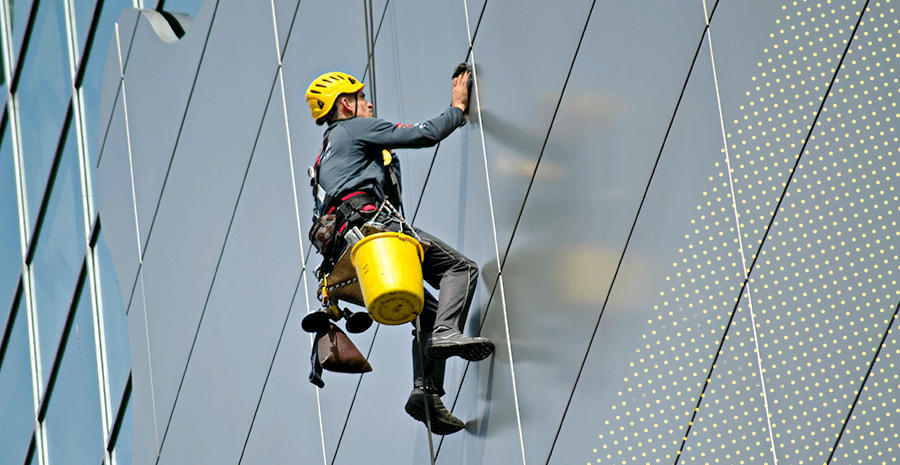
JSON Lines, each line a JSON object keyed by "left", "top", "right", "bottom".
{"left": 44, "top": 285, "right": 104, "bottom": 465}
{"left": 16, "top": 0, "right": 72, "bottom": 234}
{"left": 81, "top": 0, "right": 133, "bottom": 166}
{"left": 1, "top": 123, "right": 22, "bottom": 323}
{"left": 96, "top": 231, "right": 130, "bottom": 413}
{"left": 7, "top": 0, "right": 36, "bottom": 67}
{"left": 112, "top": 397, "right": 132, "bottom": 465}
{"left": 31, "top": 127, "right": 84, "bottom": 389}
{"left": 159, "top": 0, "right": 203, "bottom": 17}
{"left": 71, "top": 1, "right": 97, "bottom": 59}
{"left": 0, "top": 296, "right": 36, "bottom": 465}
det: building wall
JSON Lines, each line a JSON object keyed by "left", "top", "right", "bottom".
{"left": 0, "top": 0, "right": 144, "bottom": 464}
{"left": 96, "top": 1, "right": 899, "bottom": 464}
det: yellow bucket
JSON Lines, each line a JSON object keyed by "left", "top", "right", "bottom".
{"left": 351, "top": 232, "right": 425, "bottom": 325}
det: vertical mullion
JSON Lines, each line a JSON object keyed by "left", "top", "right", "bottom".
{"left": 1, "top": 3, "right": 43, "bottom": 465}
{"left": 65, "top": 0, "right": 114, "bottom": 461}
{"left": 87, "top": 241, "right": 112, "bottom": 465}
{"left": 23, "top": 268, "right": 45, "bottom": 465}
{"left": 61, "top": 0, "right": 79, "bottom": 82}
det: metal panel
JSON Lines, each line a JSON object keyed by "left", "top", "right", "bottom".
{"left": 454, "top": 0, "right": 710, "bottom": 463}
{"left": 238, "top": 288, "right": 330, "bottom": 465}
{"left": 125, "top": 273, "right": 159, "bottom": 465}
{"left": 96, "top": 88, "right": 141, "bottom": 311}
{"left": 305, "top": 278, "right": 379, "bottom": 464}
{"left": 712, "top": 0, "right": 868, "bottom": 261}
{"left": 830, "top": 322, "right": 899, "bottom": 464}
{"left": 459, "top": 0, "right": 594, "bottom": 260}
{"left": 739, "top": 2, "right": 900, "bottom": 460}
{"left": 435, "top": 294, "right": 519, "bottom": 465}
{"left": 135, "top": 0, "right": 278, "bottom": 447}
{"left": 271, "top": 0, "right": 298, "bottom": 58}
{"left": 548, "top": 29, "right": 742, "bottom": 465}
{"left": 120, "top": 8, "right": 213, "bottom": 253}
{"left": 679, "top": 291, "right": 775, "bottom": 464}
{"left": 331, "top": 324, "right": 433, "bottom": 465}
{"left": 153, "top": 72, "right": 303, "bottom": 464}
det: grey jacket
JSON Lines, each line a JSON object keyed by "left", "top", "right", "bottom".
{"left": 314, "top": 107, "right": 466, "bottom": 217}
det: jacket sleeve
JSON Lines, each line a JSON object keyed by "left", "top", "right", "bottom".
{"left": 350, "top": 107, "right": 466, "bottom": 149}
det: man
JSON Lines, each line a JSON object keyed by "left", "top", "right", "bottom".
{"left": 305, "top": 69, "right": 494, "bottom": 435}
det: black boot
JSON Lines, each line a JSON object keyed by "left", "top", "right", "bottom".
{"left": 404, "top": 388, "right": 465, "bottom": 435}
{"left": 425, "top": 326, "right": 494, "bottom": 361}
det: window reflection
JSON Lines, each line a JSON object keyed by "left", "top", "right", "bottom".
{"left": 112, "top": 398, "right": 133, "bottom": 465}
{"left": 158, "top": 0, "right": 204, "bottom": 19}
{"left": 81, "top": 0, "right": 133, "bottom": 166}
{"left": 31, "top": 127, "right": 85, "bottom": 389}
{"left": 1, "top": 123, "right": 21, "bottom": 318}
{"left": 43, "top": 285, "right": 104, "bottom": 465}
{"left": 96, "top": 231, "right": 131, "bottom": 414}
{"left": 70, "top": 0, "right": 97, "bottom": 59}
{"left": 6, "top": 0, "right": 36, "bottom": 67}
{"left": 16, "top": 0, "right": 72, "bottom": 235}
{"left": 0, "top": 298, "right": 36, "bottom": 465}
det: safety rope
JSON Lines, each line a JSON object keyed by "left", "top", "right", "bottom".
{"left": 701, "top": 0, "right": 777, "bottom": 462}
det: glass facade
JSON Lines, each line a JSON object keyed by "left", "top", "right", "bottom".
{"left": 0, "top": 0, "right": 198, "bottom": 463}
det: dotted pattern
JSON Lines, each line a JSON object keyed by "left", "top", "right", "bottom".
{"left": 592, "top": 1, "right": 899, "bottom": 464}
{"left": 830, "top": 324, "right": 899, "bottom": 464}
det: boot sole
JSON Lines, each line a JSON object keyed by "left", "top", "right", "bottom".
{"left": 425, "top": 340, "right": 495, "bottom": 362}
{"left": 405, "top": 392, "right": 465, "bottom": 435}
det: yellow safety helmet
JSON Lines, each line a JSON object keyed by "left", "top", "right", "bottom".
{"left": 306, "top": 71, "right": 365, "bottom": 125}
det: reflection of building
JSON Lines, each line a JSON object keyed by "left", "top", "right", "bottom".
{"left": 90, "top": 1, "right": 898, "bottom": 464}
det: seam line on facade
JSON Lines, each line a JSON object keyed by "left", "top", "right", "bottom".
{"left": 462, "top": 0, "right": 527, "bottom": 462}
{"left": 140, "top": 0, "right": 220, "bottom": 264}
{"left": 701, "top": 1, "right": 778, "bottom": 461}
{"left": 674, "top": 2, "right": 872, "bottom": 463}
{"left": 265, "top": 4, "right": 327, "bottom": 459}
{"left": 826, "top": 299, "right": 899, "bottom": 464}
{"left": 236, "top": 273, "right": 305, "bottom": 464}
{"left": 154, "top": 69, "right": 279, "bottom": 461}
{"left": 543, "top": 3, "right": 720, "bottom": 460}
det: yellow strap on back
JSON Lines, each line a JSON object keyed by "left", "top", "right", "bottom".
{"left": 382, "top": 149, "right": 392, "bottom": 166}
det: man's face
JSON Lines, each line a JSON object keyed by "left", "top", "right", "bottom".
{"left": 354, "top": 89, "right": 374, "bottom": 118}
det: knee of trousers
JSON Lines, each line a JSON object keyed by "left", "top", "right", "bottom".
{"left": 457, "top": 258, "right": 479, "bottom": 280}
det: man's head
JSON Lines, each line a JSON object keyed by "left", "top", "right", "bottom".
{"left": 306, "top": 72, "right": 371, "bottom": 125}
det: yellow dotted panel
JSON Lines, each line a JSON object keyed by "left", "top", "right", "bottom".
{"left": 830, "top": 325, "right": 899, "bottom": 464}
{"left": 593, "top": 1, "right": 898, "bottom": 464}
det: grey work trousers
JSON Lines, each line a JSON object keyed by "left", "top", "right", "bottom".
{"left": 406, "top": 227, "right": 479, "bottom": 397}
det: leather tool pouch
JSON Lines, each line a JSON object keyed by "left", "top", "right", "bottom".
{"left": 317, "top": 323, "right": 372, "bottom": 374}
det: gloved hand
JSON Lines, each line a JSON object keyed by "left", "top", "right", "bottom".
{"left": 451, "top": 62, "right": 472, "bottom": 115}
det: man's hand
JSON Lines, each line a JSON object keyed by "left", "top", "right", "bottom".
{"left": 451, "top": 68, "right": 470, "bottom": 113}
